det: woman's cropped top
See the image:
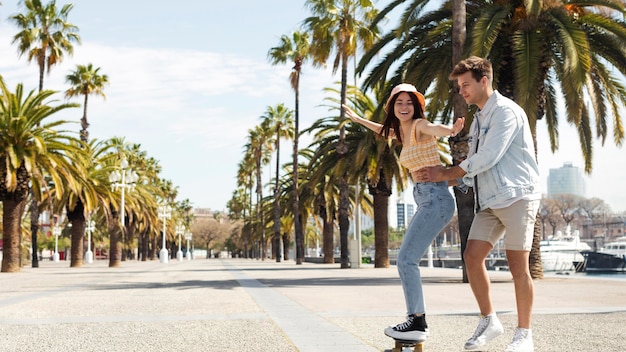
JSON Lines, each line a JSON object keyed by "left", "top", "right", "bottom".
{"left": 399, "top": 121, "right": 441, "bottom": 172}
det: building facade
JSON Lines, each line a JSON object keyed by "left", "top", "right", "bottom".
{"left": 548, "top": 162, "right": 586, "bottom": 197}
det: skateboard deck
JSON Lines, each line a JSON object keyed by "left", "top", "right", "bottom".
{"left": 391, "top": 338, "right": 424, "bottom": 352}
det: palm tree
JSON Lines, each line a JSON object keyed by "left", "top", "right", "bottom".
{"left": 10, "top": 0, "right": 81, "bottom": 268}
{"left": 65, "top": 63, "right": 109, "bottom": 142}
{"left": 10, "top": 0, "right": 81, "bottom": 92}
{"left": 47, "top": 139, "right": 116, "bottom": 268}
{"left": 275, "top": 148, "right": 318, "bottom": 261}
{"left": 268, "top": 30, "right": 311, "bottom": 264}
{"left": 304, "top": 91, "right": 384, "bottom": 266}
{"left": 138, "top": 159, "right": 164, "bottom": 261}
{"left": 244, "top": 125, "right": 273, "bottom": 259}
{"left": 328, "top": 84, "right": 407, "bottom": 267}
{"left": 60, "top": 63, "right": 109, "bottom": 268}
{"left": 304, "top": 0, "right": 380, "bottom": 268}
{"left": 235, "top": 154, "right": 256, "bottom": 258}
{"left": 0, "top": 77, "right": 80, "bottom": 272}
{"left": 358, "top": 0, "right": 626, "bottom": 278}
{"left": 103, "top": 139, "right": 164, "bottom": 266}
{"left": 293, "top": 146, "right": 341, "bottom": 264}
{"left": 259, "top": 103, "right": 294, "bottom": 262}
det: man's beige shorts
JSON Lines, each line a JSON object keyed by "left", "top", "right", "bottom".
{"left": 468, "top": 199, "right": 540, "bottom": 251}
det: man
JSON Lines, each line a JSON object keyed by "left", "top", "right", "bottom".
{"left": 416, "top": 56, "right": 541, "bottom": 352}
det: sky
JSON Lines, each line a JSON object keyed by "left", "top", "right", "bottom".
{"left": 0, "top": 0, "right": 624, "bottom": 213}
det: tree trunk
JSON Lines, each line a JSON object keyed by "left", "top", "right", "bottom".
{"left": 30, "top": 197, "right": 40, "bottom": 268}
{"left": 256, "top": 157, "right": 265, "bottom": 260}
{"left": 67, "top": 200, "right": 85, "bottom": 268}
{"left": 451, "top": 0, "right": 471, "bottom": 283}
{"left": 108, "top": 212, "right": 122, "bottom": 267}
{"left": 149, "top": 234, "right": 156, "bottom": 260}
{"left": 2, "top": 198, "right": 28, "bottom": 272}
{"left": 338, "top": 54, "right": 350, "bottom": 269}
{"left": 529, "top": 209, "right": 544, "bottom": 279}
{"left": 373, "top": 192, "right": 390, "bottom": 268}
{"left": 323, "top": 214, "right": 334, "bottom": 264}
{"left": 293, "top": 76, "right": 303, "bottom": 265}
{"left": 80, "top": 93, "right": 90, "bottom": 142}
{"left": 1, "top": 161, "right": 30, "bottom": 272}
{"left": 371, "top": 168, "right": 392, "bottom": 268}
{"left": 69, "top": 219, "right": 85, "bottom": 267}
{"left": 282, "top": 232, "right": 290, "bottom": 260}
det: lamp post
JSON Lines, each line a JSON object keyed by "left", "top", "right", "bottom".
{"left": 109, "top": 156, "right": 138, "bottom": 259}
{"left": 175, "top": 223, "right": 185, "bottom": 261}
{"left": 52, "top": 224, "right": 62, "bottom": 262}
{"left": 84, "top": 217, "right": 96, "bottom": 264}
{"left": 185, "top": 230, "right": 192, "bottom": 260}
{"left": 158, "top": 204, "right": 171, "bottom": 263}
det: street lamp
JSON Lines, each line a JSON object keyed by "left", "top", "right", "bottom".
{"left": 158, "top": 204, "right": 171, "bottom": 263}
{"left": 84, "top": 217, "right": 96, "bottom": 264}
{"left": 176, "top": 223, "right": 185, "bottom": 261}
{"left": 184, "top": 230, "right": 192, "bottom": 260}
{"left": 52, "top": 224, "right": 62, "bottom": 262}
{"left": 109, "top": 156, "right": 138, "bottom": 257}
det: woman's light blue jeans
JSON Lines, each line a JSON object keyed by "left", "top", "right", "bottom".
{"left": 397, "top": 181, "right": 455, "bottom": 315}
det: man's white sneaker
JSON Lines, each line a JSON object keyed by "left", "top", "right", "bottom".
{"left": 463, "top": 314, "right": 504, "bottom": 350}
{"left": 504, "top": 327, "right": 534, "bottom": 352}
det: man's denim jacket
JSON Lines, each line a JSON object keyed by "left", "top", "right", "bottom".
{"left": 457, "top": 91, "right": 541, "bottom": 210}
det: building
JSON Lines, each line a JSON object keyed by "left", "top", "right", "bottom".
{"left": 395, "top": 202, "right": 415, "bottom": 229}
{"left": 547, "top": 162, "right": 586, "bottom": 197}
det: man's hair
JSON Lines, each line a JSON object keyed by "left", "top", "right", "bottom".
{"left": 449, "top": 56, "right": 492, "bottom": 82}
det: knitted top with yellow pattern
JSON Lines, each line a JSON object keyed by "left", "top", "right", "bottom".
{"left": 399, "top": 120, "right": 441, "bottom": 172}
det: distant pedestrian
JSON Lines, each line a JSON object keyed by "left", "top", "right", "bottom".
{"left": 343, "top": 83, "right": 464, "bottom": 342}
{"left": 416, "top": 56, "right": 541, "bottom": 352}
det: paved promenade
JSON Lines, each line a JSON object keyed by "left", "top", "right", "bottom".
{"left": 1, "top": 258, "right": 625, "bottom": 351}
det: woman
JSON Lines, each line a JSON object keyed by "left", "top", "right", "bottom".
{"left": 343, "top": 83, "right": 464, "bottom": 341}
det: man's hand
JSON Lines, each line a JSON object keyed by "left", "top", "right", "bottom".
{"left": 415, "top": 166, "right": 446, "bottom": 183}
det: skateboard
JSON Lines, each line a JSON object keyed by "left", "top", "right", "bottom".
{"left": 391, "top": 338, "right": 424, "bottom": 352}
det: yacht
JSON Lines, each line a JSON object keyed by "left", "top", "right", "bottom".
{"left": 581, "top": 237, "right": 626, "bottom": 272}
{"left": 540, "top": 232, "right": 591, "bottom": 272}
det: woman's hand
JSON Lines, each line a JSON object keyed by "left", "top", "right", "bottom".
{"left": 342, "top": 104, "right": 360, "bottom": 123}
{"left": 450, "top": 116, "right": 465, "bottom": 137}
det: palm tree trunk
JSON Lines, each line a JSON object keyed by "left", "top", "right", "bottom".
{"left": 322, "top": 213, "right": 334, "bottom": 264}
{"left": 149, "top": 234, "right": 156, "bottom": 260}
{"left": 256, "top": 157, "right": 265, "bottom": 260}
{"left": 80, "top": 93, "right": 89, "bottom": 142}
{"left": 69, "top": 219, "right": 85, "bottom": 267}
{"left": 68, "top": 200, "right": 86, "bottom": 268}
{"left": 282, "top": 232, "right": 290, "bottom": 260}
{"left": 274, "top": 133, "right": 282, "bottom": 262}
{"left": 2, "top": 198, "right": 28, "bottom": 272}
{"left": 318, "top": 188, "right": 335, "bottom": 264}
{"left": 451, "top": 0, "right": 471, "bottom": 283}
{"left": 30, "top": 58, "right": 46, "bottom": 269}
{"left": 109, "top": 212, "right": 122, "bottom": 267}
{"left": 338, "top": 54, "right": 350, "bottom": 269}
{"left": 371, "top": 169, "right": 392, "bottom": 268}
{"left": 529, "top": 217, "right": 543, "bottom": 278}
{"left": 373, "top": 192, "right": 390, "bottom": 268}
{"left": 30, "top": 197, "right": 40, "bottom": 268}
{"left": 293, "top": 75, "right": 304, "bottom": 265}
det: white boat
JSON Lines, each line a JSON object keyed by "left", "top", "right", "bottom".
{"left": 540, "top": 231, "right": 591, "bottom": 272}
{"left": 581, "top": 237, "right": 626, "bottom": 272}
